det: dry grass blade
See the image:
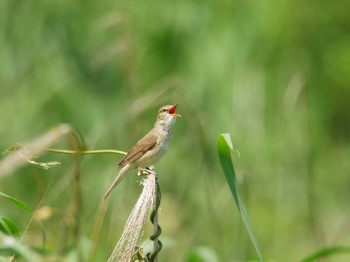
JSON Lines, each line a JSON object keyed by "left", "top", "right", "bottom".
{"left": 108, "top": 173, "right": 157, "bottom": 262}
{"left": 0, "top": 124, "right": 72, "bottom": 178}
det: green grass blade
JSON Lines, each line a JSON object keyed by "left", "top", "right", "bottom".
{"left": 0, "top": 191, "right": 32, "bottom": 213}
{"left": 217, "top": 133, "right": 263, "bottom": 261}
{"left": 0, "top": 217, "right": 20, "bottom": 236}
{"left": 301, "top": 246, "right": 350, "bottom": 262}
{"left": 0, "top": 191, "right": 46, "bottom": 246}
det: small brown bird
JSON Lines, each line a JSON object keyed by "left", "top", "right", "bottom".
{"left": 103, "top": 104, "right": 181, "bottom": 199}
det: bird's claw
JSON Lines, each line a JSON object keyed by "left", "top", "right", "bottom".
{"left": 137, "top": 166, "right": 156, "bottom": 176}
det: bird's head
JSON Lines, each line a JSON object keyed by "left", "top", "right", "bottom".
{"left": 155, "top": 104, "right": 181, "bottom": 129}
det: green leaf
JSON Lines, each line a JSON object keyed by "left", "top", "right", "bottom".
{"left": 217, "top": 133, "right": 263, "bottom": 261}
{"left": 0, "top": 191, "right": 32, "bottom": 213}
{"left": 0, "top": 217, "right": 20, "bottom": 236}
{"left": 0, "top": 191, "right": 47, "bottom": 247}
{"left": 301, "top": 246, "right": 350, "bottom": 262}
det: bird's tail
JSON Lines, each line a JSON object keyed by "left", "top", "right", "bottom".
{"left": 103, "top": 164, "right": 131, "bottom": 199}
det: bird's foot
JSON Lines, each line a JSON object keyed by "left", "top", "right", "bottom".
{"left": 137, "top": 166, "right": 157, "bottom": 176}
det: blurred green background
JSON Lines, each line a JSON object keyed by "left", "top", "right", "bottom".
{"left": 1, "top": 0, "right": 350, "bottom": 261}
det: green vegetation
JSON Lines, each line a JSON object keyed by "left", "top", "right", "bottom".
{"left": 1, "top": 0, "right": 350, "bottom": 261}
{"left": 218, "top": 133, "right": 263, "bottom": 261}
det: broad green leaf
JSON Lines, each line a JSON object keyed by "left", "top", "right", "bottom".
{"left": 302, "top": 246, "right": 350, "bottom": 262}
{"left": 0, "top": 191, "right": 32, "bottom": 213}
{"left": 217, "top": 133, "right": 263, "bottom": 261}
{"left": 0, "top": 217, "right": 20, "bottom": 236}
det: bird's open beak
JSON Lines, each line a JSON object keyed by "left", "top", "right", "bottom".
{"left": 169, "top": 104, "right": 181, "bottom": 117}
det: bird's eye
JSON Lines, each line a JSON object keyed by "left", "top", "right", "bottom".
{"left": 161, "top": 109, "right": 168, "bottom": 112}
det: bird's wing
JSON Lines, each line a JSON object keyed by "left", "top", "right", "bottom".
{"left": 118, "top": 130, "right": 158, "bottom": 168}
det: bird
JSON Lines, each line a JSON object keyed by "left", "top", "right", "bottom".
{"left": 103, "top": 104, "right": 181, "bottom": 199}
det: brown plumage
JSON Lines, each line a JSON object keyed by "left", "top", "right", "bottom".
{"left": 118, "top": 132, "right": 158, "bottom": 168}
{"left": 103, "top": 104, "right": 181, "bottom": 199}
